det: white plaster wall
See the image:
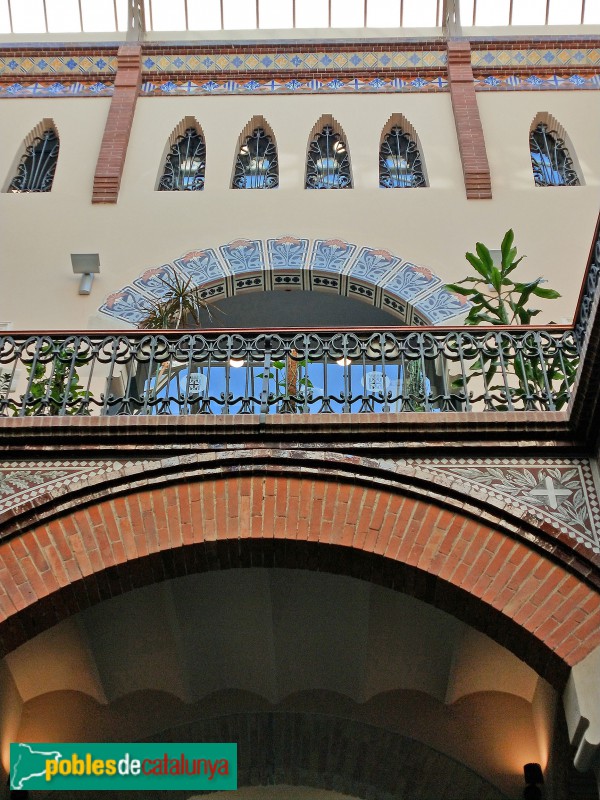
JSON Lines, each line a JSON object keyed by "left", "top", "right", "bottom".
{"left": 0, "top": 88, "right": 598, "bottom": 329}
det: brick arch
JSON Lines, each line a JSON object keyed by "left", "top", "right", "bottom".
{"left": 35, "top": 712, "right": 509, "bottom": 800}
{"left": 1, "top": 473, "right": 599, "bottom": 687}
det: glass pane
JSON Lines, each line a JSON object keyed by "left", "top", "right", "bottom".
{"left": 402, "top": 0, "right": 437, "bottom": 25}
{"left": 46, "top": 0, "right": 81, "bottom": 32}
{"left": 10, "top": 0, "right": 46, "bottom": 32}
{"left": 223, "top": 0, "right": 256, "bottom": 29}
{"left": 150, "top": 0, "right": 186, "bottom": 29}
{"left": 0, "top": 0, "right": 12, "bottom": 31}
{"left": 511, "top": 0, "right": 546, "bottom": 24}
{"left": 188, "top": 0, "right": 222, "bottom": 28}
{"left": 475, "top": 0, "right": 510, "bottom": 25}
{"left": 295, "top": 0, "right": 328, "bottom": 28}
{"left": 144, "top": 0, "right": 151, "bottom": 28}
{"left": 367, "top": 0, "right": 399, "bottom": 26}
{"left": 459, "top": 0, "right": 475, "bottom": 25}
{"left": 81, "top": 0, "right": 117, "bottom": 30}
{"left": 116, "top": 0, "right": 128, "bottom": 30}
{"left": 331, "top": 0, "right": 363, "bottom": 27}
{"left": 548, "top": 0, "right": 581, "bottom": 23}
{"left": 584, "top": 0, "right": 600, "bottom": 22}
{"left": 259, "top": 0, "right": 292, "bottom": 27}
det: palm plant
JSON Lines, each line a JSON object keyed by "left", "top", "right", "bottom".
{"left": 138, "top": 269, "right": 210, "bottom": 329}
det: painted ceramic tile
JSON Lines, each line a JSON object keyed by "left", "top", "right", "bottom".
{"left": 267, "top": 236, "right": 310, "bottom": 270}
{"left": 132, "top": 265, "right": 183, "bottom": 298}
{"left": 141, "top": 50, "right": 446, "bottom": 74}
{"left": 219, "top": 239, "right": 265, "bottom": 274}
{"left": 99, "top": 287, "right": 151, "bottom": 325}
{"left": 0, "top": 54, "right": 117, "bottom": 75}
{"left": 383, "top": 263, "right": 441, "bottom": 302}
{"left": 415, "top": 288, "right": 470, "bottom": 323}
{"left": 472, "top": 48, "right": 600, "bottom": 69}
{"left": 309, "top": 239, "right": 356, "bottom": 273}
{"left": 345, "top": 247, "right": 401, "bottom": 281}
{"left": 175, "top": 249, "right": 229, "bottom": 284}
{"left": 397, "top": 458, "right": 600, "bottom": 553}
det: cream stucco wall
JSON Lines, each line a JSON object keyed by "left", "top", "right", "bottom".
{"left": 0, "top": 87, "right": 599, "bottom": 330}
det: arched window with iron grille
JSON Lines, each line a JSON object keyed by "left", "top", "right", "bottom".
{"left": 529, "top": 121, "right": 580, "bottom": 187}
{"left": 379, "top": 123, "right": 426, "bottom": 188}
{"left": 8, "top": 126, "right": 59, "bottom": 192}
{"left": 232, "top": 123, "right": 278, "bottom": 189}
{"left": 305, "top": 117, "right": 352, "bottom": 189}
{"left": 158, "top": 126, "right": 206, "bottom": 191}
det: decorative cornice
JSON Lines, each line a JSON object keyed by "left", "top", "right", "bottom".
{"left": 0, "top": 39, "right": 599, "bottom": 96}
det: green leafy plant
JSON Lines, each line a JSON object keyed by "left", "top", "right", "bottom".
{"left": 22, "top": 345, "right": 90, "bottom": 415}
{"left": 446, "top": 229, "right": 561, "bottom": 325}
{"left": 446, "top": 230, "right": 576, "bottom": 410}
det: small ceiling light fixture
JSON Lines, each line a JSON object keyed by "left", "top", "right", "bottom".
{"left": 523, "top": 763, "right": 544, "bottom": 800}
{"left": 71, "top": 253, "right": 100, "bottom": 295}
{"left": 336, "top": 357, "right": 352, "bottom": 366}
{"left": 229, "top": 358, "right": 245, "bottom": 368}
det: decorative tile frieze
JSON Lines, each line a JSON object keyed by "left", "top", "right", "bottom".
{"left": 139, "top": 75, "right": 448, "bottom": 95}
{"left": 0, "top": 461, "right": 123, "bottom": 515}
{"left": 0, "top": 80, "right": 113, "bottom": 97}
{"left": 471, "top": 48, "right": 600, "bottom": 69}
{"left": 141, "top": 50, "right": 447, "bottom": 73}
{"left": 99, "top": 236, "right": 468, "bottom": 327}
{"left": 474, "top": 72, "right": 600, "bottom": 90}
{"left": 380, "top": 456, "right": 600, "bottom": 554}
{"left": 0, "top": 54, "right": 117, "bottom": 76}
{"left": 0, "top": 453, "right": 598, "bottom": 558}
{"left": 2, "top": 43, "right": 600, "bottom": 98}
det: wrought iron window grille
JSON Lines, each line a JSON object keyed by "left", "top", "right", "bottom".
{"left": 306, "top": 125, "right": 352, "bottom": 189}
{"left": 530, "top": 123, "right": 579, "bottom": 187}
{"left": 379, "top": 126, "right": 425, "bottom": 188}
{"left": 232, "top": 127, "right": 278, "bottom": 189}
{"left": 8, "top": 129, "right": 59, "bottom": 193}
{"left": 158, "top": 128, "right": 206, "bottom": 191}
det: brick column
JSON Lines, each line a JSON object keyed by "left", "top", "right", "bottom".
{"left": 92, "top": 43, "right": 142, "bottom": 204}
{"left": 446, "top": 39, "right": 492, "bottom": 200}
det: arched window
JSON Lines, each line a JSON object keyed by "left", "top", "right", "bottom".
{"left": 158, "top": 126, "right": 206, "bottom": 191}
{"left": 305, "top": 118, "right": 352, "bottom": 189}
{"left": 529, "top": 122, "right": 579, "bottom": 187}
{"left": 8, "top": 126, "right": 59, "bottom": 192}
{"left": 232, "top": 126, "right": 278, "bottom": 189}
{"left": 379, "top": 125, "right": 426, "bottom": 188}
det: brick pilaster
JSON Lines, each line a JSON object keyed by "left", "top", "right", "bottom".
{"left": 446, "top": 40, "right": 492, "bottom": 200}
{"left": 92, "top": 43, "right": 142, "bottom": 204}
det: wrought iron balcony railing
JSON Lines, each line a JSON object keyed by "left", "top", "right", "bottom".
{"left": 0, "top": 327, "right": 579, "bottom": 417}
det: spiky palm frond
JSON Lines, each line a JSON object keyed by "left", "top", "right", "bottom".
{"left": 138, "top": 269, "right": 211, "bottom": 330}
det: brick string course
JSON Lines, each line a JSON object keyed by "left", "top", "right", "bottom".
{"left": 0, "top": 475, "right": 598, "bottom": 687}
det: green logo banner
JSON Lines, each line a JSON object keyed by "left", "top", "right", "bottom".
{"left": 10, "top": 742, "right": 237, "bottom": 791}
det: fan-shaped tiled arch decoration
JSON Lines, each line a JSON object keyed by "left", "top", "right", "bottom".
{"left": 99, "top": 236, "right": 469, "bottom": 326}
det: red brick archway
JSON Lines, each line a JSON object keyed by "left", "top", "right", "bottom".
{"left": 0, "top": 473, "right": 599, "bottom": 687}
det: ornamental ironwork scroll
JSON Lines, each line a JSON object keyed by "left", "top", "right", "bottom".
{"left": 158, "top": 128, "right": 206, "bottom": 191}
{"left": 379, "top": 126, "right": 425, "bottom": 188}
{"left": 530, "top": 123, "right": 579, "bottom": 187}
{"left": 0, "top": 328, "right": 579, "bottom": 417}
{"left": 8, "top": 129, "right": 59, "bottom": 193}
{"left": 306, "top": 126, "right": 352, "bottom": 189}
{"left": 232, "top": 128, "right": 278, "bottom": 189}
